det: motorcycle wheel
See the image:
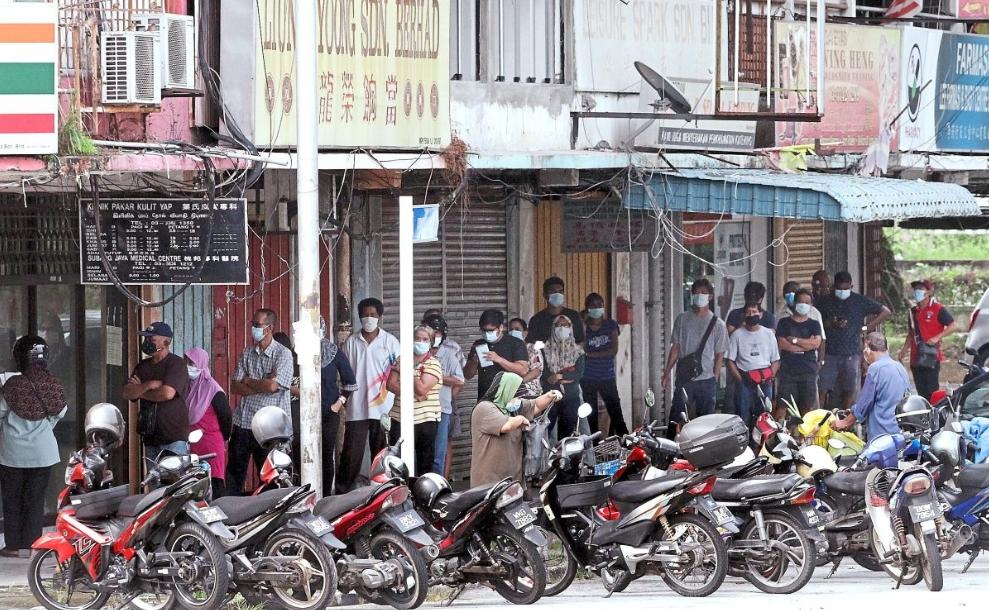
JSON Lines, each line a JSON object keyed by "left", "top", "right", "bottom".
{"left": 483, "top": 524, "right": 547, "bottom": 605}
{"left": 367, "top": 530, "right": 429, "bottom": 610}
{"left": 540, "top": 527, "right": 578, "bottom": 597}
{"left": 656, "top": 513, "right": 728, "bottom": 597}
{"left": 166, "top": 522, "right": 231, "bottom": 610}
{"left": 601, "top": 566, "right": 632, "bottom": 593}
{"left": 916, "top": 525, "right": 943, "bottom": 592}
{"left": 869, "top": 525, "right": 921, "bottom": 586}
{"left": 739, "top": 513, "right": 816, "bottom": 594}
{"left": 255, "top": 528, "right": 339, "bottom": 610}
{"left": 129, "top": 591, "right": 176, "bottom": 610}
{"left": 28, "top": 551, "right": 111, "bottom": 610}
{"left": 813, "top": 493, "right": 839, "bottom": 569}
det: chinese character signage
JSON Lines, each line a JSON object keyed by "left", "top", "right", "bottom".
{"left": 899, "top": 28, "right": 989, "bottom": 153}
{"left": 776, "top": 23, "right": 901, "bottom": 153}
{"left": 0, "top": 3, "right": 58, "bottom": 155}
{"left": 80, "top": 198, "right": 249, "bottom": 285}
{"left": 254, "top": 0, "right": 450, "bottom": 149}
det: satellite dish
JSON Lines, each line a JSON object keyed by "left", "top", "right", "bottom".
{"left": 634, "top": 61, "right": 692, "bottom": 115}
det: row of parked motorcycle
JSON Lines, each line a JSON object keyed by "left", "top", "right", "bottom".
{"left": 26, "top": 364, "right": 989, "bottom": 610}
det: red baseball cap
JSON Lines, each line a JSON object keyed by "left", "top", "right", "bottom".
{"left": 910, "top": 279, "right": 933, "bottom": 291}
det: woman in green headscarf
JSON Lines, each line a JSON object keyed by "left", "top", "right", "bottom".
{"left": 470, "top": 371, "right": 561, "bottom": 487}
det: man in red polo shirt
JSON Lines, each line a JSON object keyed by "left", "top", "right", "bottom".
{"left": 897, "top": 279, "right": 958, "bottom": 401}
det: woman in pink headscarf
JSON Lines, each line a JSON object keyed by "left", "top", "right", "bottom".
{"left": 184, "top": 347, "right": 231, "bottom": 498}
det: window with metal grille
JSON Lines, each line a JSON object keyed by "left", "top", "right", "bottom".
{"left": 0, "top": 194, "right": 80, "bottom": 284}
{"left": 492, "top": 0, "right": 565, "bottom": 83}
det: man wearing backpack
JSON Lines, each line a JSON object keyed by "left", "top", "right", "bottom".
{"left": 663, "top": 279, "right": 728, "bottom": 425}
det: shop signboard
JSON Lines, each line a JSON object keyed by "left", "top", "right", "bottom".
{"left": 0, "top": 3, "right": 58, "bottom": 155}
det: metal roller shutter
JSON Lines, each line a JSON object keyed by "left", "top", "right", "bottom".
{"left": 160, "top": 285, "right": 213, "bottom": 357}
{"left": 780, "top": 220, "right": 824, "bottom": 288}
{"left": 381, "top": 197, "right": 509, "bottom": 482}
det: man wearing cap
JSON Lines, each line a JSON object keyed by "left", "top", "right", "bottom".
{"left": 122, "top": 322, "right": 190, "bottom": 457}
{"left": 898, "top": 280, "right": 958, "bottom": 401}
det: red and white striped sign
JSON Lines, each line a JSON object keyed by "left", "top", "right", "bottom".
{"left": 0, "top": 3, "right": 58, "bottom": 155}
{"left": 885, "top": 0, "right": 923, "bottom": 18}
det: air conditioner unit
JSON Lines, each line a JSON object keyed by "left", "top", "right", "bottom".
{"left": 101, "top": 30, "right": 162, "bottom": 105}
{"left": 133, "top": 13, "right": 196, "bottom": 90}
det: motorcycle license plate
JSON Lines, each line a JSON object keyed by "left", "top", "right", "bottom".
{"left": 394, "top": 510, "right": 425, "bottom": 533}
{"left": 507, "top": 505, "right": 538, "bottom": 529}
{"left": 802, "top": 507, "right": 821, "bottom": 526}
{"left": 713, "top": 506, "right": 734, "bottom": 526}
{"left": 306, "top": 516, "right": 332, "bottom": 536}
{"left": 908, "top": 502, "right": 940, "bottom": 522}
{"left": 196, "top": 506, "right": 226, "bottom": 524}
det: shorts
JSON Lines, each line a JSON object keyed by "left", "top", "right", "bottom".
{"left": 819, "top": 355, "right": 862, "bottom": 398}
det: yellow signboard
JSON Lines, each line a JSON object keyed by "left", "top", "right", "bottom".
{"left": 255, "top": 0, "right": 450, "bottom": 149}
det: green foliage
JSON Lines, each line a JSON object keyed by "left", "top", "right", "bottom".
{"left": 58, "top": 112, "right": 96, "bottom": 156}
{"left": 886, "top": 227, "right": 989, "bottom": 261}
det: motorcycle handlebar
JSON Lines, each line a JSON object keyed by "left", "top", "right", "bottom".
{"left": 198, "top": 453, "right": 217, "bottom": 460}
{"left": 589, "top": 431, "right": 603, "bottom": 442}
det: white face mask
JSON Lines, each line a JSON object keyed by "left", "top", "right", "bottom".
{"left": 485, "top": 330, "right": 501, "bottom": 343}
{"left": 548, "top": 293, "right": 565, "bottom": 308}
{"left": 361, "top": 316, "right": 380, "bottom": 333}
{"left": 691, "top": 293, "right": 710, "bottom": 309}
{"left": 187, "top": 365, "right": 201, "bottom": 380}
{"left": 509, "top": 330, "right": 524, "bottom": 341}
{"left": 794, "top": 302, "right": 812, "bottom": 316}
{"left": 432, "top": 336, "right": 443, "bottom": 348}
{"left": 554, "top": 326, "right": 572, "bottom": 341}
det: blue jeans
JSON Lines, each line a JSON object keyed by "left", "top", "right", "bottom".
{"left": 736, "top": 381, "right": 772, "bottom": 430}
{"left": 432, "top": 412, "right": 452, "bottom": 475}
{"left": 145, "top": 440, "right": 189, "bottom": 461}
{"left": 670, "top": 378, "right": 718, "bottom": 425}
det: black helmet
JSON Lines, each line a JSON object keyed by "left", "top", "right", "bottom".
{"left": 412, "top": 472, "right": 451, "bottom": 510}
{"left": 896, "top": 395, "right": 932, "bottom": 432}
{"left": 423, "top": 314, "right": 448, "bottom": 335}
{"left": 12, "top": 335, "right": 48, "bottom": 372}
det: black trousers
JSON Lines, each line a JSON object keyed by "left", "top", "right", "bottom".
{"left": 210, "top": 477, "right": 227, "bottom": 499}
{"left": 226, "top": 425, "right": 268, "bottom": 495}
{"left": 387, "top": 419, "right": 439, "bottom": 476}
{"left": 912, "top": 363, "right": 941, "bottom": 402}
{"left": 336, "top": 419, "right": 388, "bottom": 494}
{"left": 322, "top": 411, "right": 340, "bottom": 495}
{"left": 580, "top": 378, "right": 629, "bottom": 437}
{"left": 0, "top": 464, "right": 50, "bottom": 551}
{"left": 549, "top": 395, "right": 581, "bottom": 440}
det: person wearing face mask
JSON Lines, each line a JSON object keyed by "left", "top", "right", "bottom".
{"left": 386, "top": 326, "right": 443, "bottom": 474}
{"left": 833, "top": 333, "right": 909, "bottom": 440}
{"left": 580, "top": 293, "right": 628, "bottom": 436}
{"left": 541, "top": 315, "right": 586, "bottom": 438}
{"left": 470, "top": 372, "right": 562, "bottom": 487}
{"left": 314, "top": 317, "right": 357, "bottom": 491}
{"left": 727, "top": 304, "right": 781, "bottom": 430}
{"left": 896, "top": 279, "right": 957, "bottom": 401}
{"left": 527, "top": 276, "right": 586, "bottom": 345}
{"left": 122, "top": 322, "right": 190, "bottom": 459}
{"left": 509, "top": 318, "right": 545, "bottom": 399}
{"left": 465, "top": 309, "right": 529, "bottom": 399}
{"left": 423, "top": 314, "right": 465, "bottom": 477}
{"left": 725, "top": 281, "right": 776, "bottom": 335}
{"left": 776, "top": 290, "right": 824, "bottom": 416}
{"left": 228, "top": 309, "right": 294, "bottom": 494}
{"left": 339, "top": 298, "right": 400, "bottom": 493}
{"left": 663, "top": 279, "right": 729, "bottom": 425}
{"left": 776, "top": 281, "right": 827, "bottom": 353}
{"left": 817, "top": 271, "right": 891, "bottom": 410}
{"left": 183, "top": 347, "right": 231, "bottom": 498}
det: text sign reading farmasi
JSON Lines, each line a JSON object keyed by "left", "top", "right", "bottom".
{"left": 80, "top": 198, "right": 248, "bottom": 285}
{"left": 255, "top": 0, "right": 450, "bottom": 149}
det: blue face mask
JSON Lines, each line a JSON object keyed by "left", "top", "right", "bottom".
{"left": 548, "top": 293, "right": 565, "bottom": 308}
{"left": 485, "top": 330, "right": 500, "bottom": 343}
{"left": 913, "top": 289, "right": 927, "bottom": 303}
{"left": 251, "top": 326, "right": 265, "bottom": 343}
{"left": 795, "top": 302, "right": 812, "bottom": 316}
{"left": 587, "top": 307, "right": 605, "bottom": 319}
{"left": 509, "top": 330, "right": 524, "bottom": 340}
{"left": 784, "top": 292, "right": 796, "bottom": 307}
{"left": 506, "top": 398, "right": 522, "bottom": 413}
{"left": 413, "top": 341, "right": 431, "bottom": 356}
{"left": 835, "top": 289, "right": 852, "bottom": 301}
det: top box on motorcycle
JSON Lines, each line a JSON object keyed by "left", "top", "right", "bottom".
{"left": 70, "top": 484, "right": 129, "bottom": 520}
{"left": 676, "top": 414, "right": 747, "bottom": 469}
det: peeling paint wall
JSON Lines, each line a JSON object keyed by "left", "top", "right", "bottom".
{"left": 450, "top": 81, "right": 573, "bottom": 152}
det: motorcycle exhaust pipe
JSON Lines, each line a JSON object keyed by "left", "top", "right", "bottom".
{"left": 944, "top": 524, "right": 974, "bottom": 559}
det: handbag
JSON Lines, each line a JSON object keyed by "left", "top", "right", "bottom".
{"left": 911, "top": 310, "right": 940, "bottom": 370}
{"left": 676, "top": 316, "right": 718, "bottom": 386}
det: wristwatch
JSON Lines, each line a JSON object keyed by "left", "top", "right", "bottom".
{"left": 791, "top": 337, "right": 799, "bottom": 345}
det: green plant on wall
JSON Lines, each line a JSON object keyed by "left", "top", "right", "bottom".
{"left": 59, "top": 110, "right": 96, "bottom": 156}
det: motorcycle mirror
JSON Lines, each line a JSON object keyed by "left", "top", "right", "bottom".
{"left": 188, "top": 429, "right": 204, "bottom": 444}
{"left": 577, "top": 403, "right": 593, "bottom": 419}
{"left": 828, "top": 438, "right": 846, "bottom": 450}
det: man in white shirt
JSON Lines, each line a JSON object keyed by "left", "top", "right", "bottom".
{"left": 338, "top": 297, "right": 401, "bottom": 493}
{"left": 728, "top": 304, "right": 781, "bottom": 430}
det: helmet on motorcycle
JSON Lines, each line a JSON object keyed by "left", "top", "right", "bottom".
{"left": 929, "top": 429, "right": 962, "bottom": 469}
{"left": 895, "top": 395, "right": 932, "bottom": 432}
{"left": 84, "top": 403, "right": 125, "bottom": 449}
{"left": 412, "top": 472, "right": 451, "bottom": 509}
{"left": 795, "top": 445, "right": 837, "bottom": 479}
{"left": 12, "top": 335, "right": 49, "bottom": 372}
{"left": 251, "top": 405, "right": 293, "bottom": 447}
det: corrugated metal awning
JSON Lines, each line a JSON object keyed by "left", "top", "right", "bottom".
{"left": 625, "top": 169, "right": 981, "bottom": 222}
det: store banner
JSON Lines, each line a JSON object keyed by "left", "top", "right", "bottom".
{"left": 775, "top": 23, "right": 901, "bottom": 153}
{"left": 0, "top": 3, "right": 58, "bottom": 155}
{"left": 959, "top": 1, "right": 989, "bottom": 18}
{"left": 901, "top": 29, "right": 989, "bottom": 153}
{"left": 254, "top": 0, "right": 450, "bottom": 149}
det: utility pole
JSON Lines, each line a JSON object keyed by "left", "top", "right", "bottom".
{"left": 294, "top": 0, "right": 322, "bottom": 495}
{"left": 398, "top": 195, "right": 415, "bottom": 473}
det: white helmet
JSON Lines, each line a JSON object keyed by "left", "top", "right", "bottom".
{"left": 796, "top": 445, "right": 838, "bottom": 479}
{"left": 84, "top": 403, "right": 125, "bottom": 449}
{"left": 251, "top": 406, "right": 293, "bottom": 447}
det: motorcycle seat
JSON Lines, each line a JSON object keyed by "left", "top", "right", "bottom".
{"left": 608, "top": 471, "right": 690, "bottom": 504}
{"left": 213, "top": 487, "right": 296, "bottom": 525}
{"left": 117, "top": 487, "right": 168, "bottom": 518}
{"left": 435, "top": 484, "right": 497, "bottom": 520}
{"left": 822, "top": 470, "right": 870, "bottom": 496}
{"left": 314, "top": 485, "right": 380, "bottom": 521}
{"left": 712, "top": 474, "right": 805, "bottom": 502}
{"left": 956, "top": 464, "right": 989, "bottom": 491}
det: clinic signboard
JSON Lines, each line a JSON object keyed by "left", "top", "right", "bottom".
{"left": 899, "top": 28, "right": 989, "bottom": 153}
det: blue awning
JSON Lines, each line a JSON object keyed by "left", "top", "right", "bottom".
{"left": 624, "top": 169, "right": 981, "bottom": 222}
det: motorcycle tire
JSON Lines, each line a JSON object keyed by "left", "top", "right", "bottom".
{"left": 484, "top": 524, "right": 547, "bottom": 604}
{"left": 869, "top": 525, "right": 921, "bottom": 586}
{"left": 656, "top": 513, "right": 728, "bottom": 597}
{"left": 166, "top": 521, "right": 231, "bottom": 610}
{"left": 28, "top": 550, "right": 111, "bottom": 610}
{"left": 739, "top": 512, "right": 816, "bottom": 594}
{"left": 541, "top": 527, "right": 578, "bottom": 597}
{"left": 917, "top": 525, "right": 943, "bottom": 592}
{"left": 250, "top": 528, "right": 339, "bottom": 610}
{"left": 367, "top": 530, "right": 429, "bottom": 610}
{"left": 601, "top": 566, "right": 632, "bottom": 594}
{"left": 850, "top": 553, "right": 883, "bottom": 572}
